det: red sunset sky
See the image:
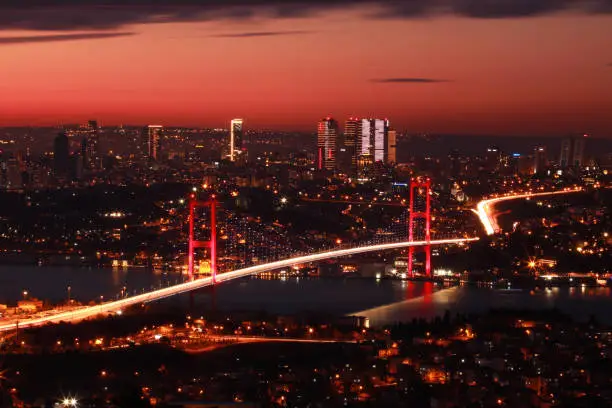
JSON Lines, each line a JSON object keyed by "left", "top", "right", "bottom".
{"left": 0, "top": 3, "right": 611, "bottom": 135}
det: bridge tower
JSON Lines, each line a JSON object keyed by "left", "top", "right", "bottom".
{"left": 188, "top": 194, "right": 217, "bottom": 282}
{"left": 407, "top": 177, "right": 432, "bottom": 278}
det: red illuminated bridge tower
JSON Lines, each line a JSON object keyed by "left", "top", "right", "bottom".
{"left": 407, "top": 177, "right": 432, "bottom": 278}
{"left": 188, "top": 194, "right": 217, "bottom": 282}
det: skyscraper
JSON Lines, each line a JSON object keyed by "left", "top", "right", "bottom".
{"left": 359, "top": 119, "right": 371, "bottom": 157}
{"left": 559, "top": 135, "right": 586, "bottom": 168}
{"left": 533, "top": 146, "right": 547, "bottom": 174}
{"left": 341, "top": 118, "right": 361, "bottom": 173}
{"left": 386, "top": 129, "right": 397, "bottom": 164}
{"left": 53, "top": 131, "right": 70, "bottom": 176}
{"left": 372, "top": 119, "right": 388, "bottom": 162}
{"left": 147, "top": 125, "right": 163, "bottom": 161}
{"left": 358, "top": 118, "right": 389, "bottom": 163}
{"left": 342, "top": 117, "right": 392, "bottom": 172}
{"left": 317, "top": 117, "right": 339, "bottom": 170}
{"left": 85, "top": 120, "right": 100, "bottom": 169}
{"left": 230, "top": 119, "right": 244, "bottom": 162}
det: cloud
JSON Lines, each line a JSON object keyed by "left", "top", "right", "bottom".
{"left": 212, "top": 30, "right": 311, "bottom": 38}
{"left": 0, "top": 1, "right": 611, "bottom": 31}
{"left": 372, "top": 78, "right": 452, "bottom": 83}
{"left": 0, "top": 32, "right": 135, "bottom": 44}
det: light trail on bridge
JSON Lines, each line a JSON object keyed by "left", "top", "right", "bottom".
{"left": 0, "top": 237, "right": 477, "bottom": 333}
{"left": 474, "top": 188, "right": 583, "bottom": 235}
{"left": 300, "top": 198, "right": 407, "bottom": 207}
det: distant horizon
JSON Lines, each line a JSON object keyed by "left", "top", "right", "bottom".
{"left": 0, "top": 123, "right": 609, "bottom": 140}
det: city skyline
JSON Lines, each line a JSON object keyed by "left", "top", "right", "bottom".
{"left": 0, "top": 1, "right": 611, "bottom": 136}
{"left": 0, "top": 3, "right": 611, "bottom": 406}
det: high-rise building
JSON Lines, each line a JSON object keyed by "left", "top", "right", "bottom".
{"left": 359, "top": 119, "right": 371, "bottom": 157}
{"left": 84, "top": 120, "right": 100, "bottom": 169}
{"left": 386, "top": 129, "right": 397, "bottom": 164}
{"left": 559, "top": 135, "right": 586, "bottom": 168}
{"left": 147, "top": 125, "right": 163, "bottom": 161}
{"left": 317, "top": 117, "right": 339, "bottom": 170}
{"left": 53, "top": 132, "right": 70, "bottom": 176}
{"left": 358, "top": 118, "right": 389, "bottom": 163}
{"left": 343, "top": 118, "right": 391, "bottom": 171}
{"left": 229, "top": 119, "right": 244, "bottom": 162}
{"left": 533, "top": 146, "right": 547, "bottom": 174}
{"left": 373, "top": 119, "right": 387, "bottom": 162}
{"left": 343, "top": 117, "right": 361, "bottom": 171}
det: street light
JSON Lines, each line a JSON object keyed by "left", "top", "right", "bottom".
{"left": 67, "top": 286, "right": 71, "bottom": 304}
{"left": 22, "top": 290, "right": 28, "bottom": 300}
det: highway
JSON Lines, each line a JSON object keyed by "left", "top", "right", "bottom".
{"left": 192, "top": 334, "right": 356, "bottom": 345}
{"left": 0, "top": 237, "right": 477, "bottom": 333}
{"left": 181, "top": 335, "right": 356, "bottom": 354}
{"left": 475, "top": 188, "right": 583, "bottom": 235}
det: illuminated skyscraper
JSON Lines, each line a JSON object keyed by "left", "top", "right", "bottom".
{"left": 559, "top": 135, "right": 586, "bottom": 168}
{"left": 357, "top": 118, "right": 390, "bottom": 163}
{"left": 230, "top": 119, "right": 244, "bottom": 162}
{"left": 317, "top": 117, "right": 339, "bottom": 170}
{"left": 372, "top": 119, "right": 388, "bottom": 162}
{"left": 343, "top": 118, "right": 391, "bottom": 171}
{"left": 342, "top": 118, "right": 361, "bottom": 172}
{"left": 533, "top": 146, "right": 547, "bottom": 174}
{"left": 83, "top": 119, "right": 99, "bottom": 169}
{"left": 359, "top": 119, "right": 371, "bottom": 157}
{"left": 147, "top": 125, "right": 163, "bottom": 161}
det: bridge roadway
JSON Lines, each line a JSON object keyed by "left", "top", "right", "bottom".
{"left": 475, "top": 188, "right": 583, "bottom": 235}
{"left": 0, "top": 238, "right": 476, "bottom": 333}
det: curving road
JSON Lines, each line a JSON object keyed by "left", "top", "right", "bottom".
{"left": 475, "top": 188, "right": 583, "bottom": 235}
{"left": 0, "top": 238, "right": 477, "bottom": 333}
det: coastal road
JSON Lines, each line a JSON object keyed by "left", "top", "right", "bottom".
{"left": 474, "top": 188, "right": 583, "bottom": 235}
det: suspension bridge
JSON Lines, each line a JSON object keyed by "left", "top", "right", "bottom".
{"left": 0, "top": 178, "right": 478, "bottom": 333}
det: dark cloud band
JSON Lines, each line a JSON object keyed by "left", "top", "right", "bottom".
{"left": 372, "top": 78, "right": 451, "bottom": 83}
{"left": 0, "top": 1, "right": 610, "bottom": 31}
{"left": 0, "top": 32, "right": 134, "bottom": 44}
{"left": 212, "top": 30, "right": 311, "bottom": 38}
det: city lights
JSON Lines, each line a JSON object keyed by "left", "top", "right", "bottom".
{"left": 0, "top": 4, "right": 610, "bottom": 406}
{"left": 60, "top": 396, "right": 78, "bottom": 407}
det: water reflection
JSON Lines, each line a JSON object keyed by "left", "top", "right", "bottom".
{"left": 1, "top": 265, "right": 612, "bottom": 327}
{"left": 358, "top": 285, "right": 612, "bottom": 327}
